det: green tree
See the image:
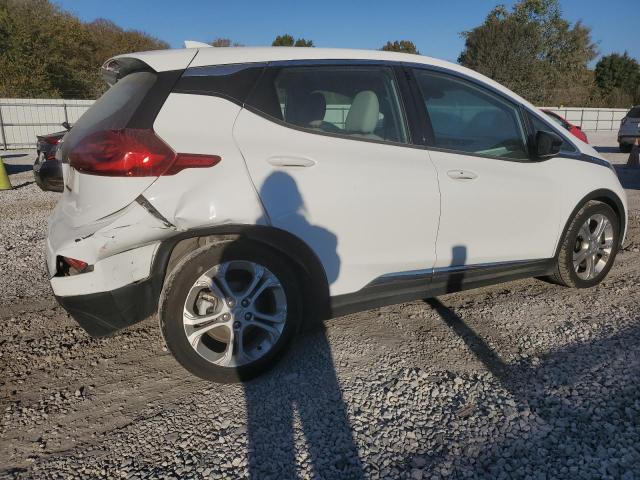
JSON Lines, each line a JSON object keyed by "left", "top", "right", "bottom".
{"left": 381, "top": 40, "right": 419, "bottom": 55}
{"left": 594, "top": 52, "right": 640, "bottom": 106}
{"left": 84, "top": 18, "right": 168, "bottom": 96}
{"left": 209, "top": 38, "right": 244, "bottom": 47}
{"left": 0, "top": 0, "right": 168, "bottom": 99}
{"left": 272, "top": 34, "right": 313, "bottom": 47}
{"left": 272, "top": 34, "right": 294, "bottom": 46}
{"left": 459, "top": 0, "right": 597, "bottom": 106}
{"left": 294, "top": 38, "right": 313, "bottom": 47}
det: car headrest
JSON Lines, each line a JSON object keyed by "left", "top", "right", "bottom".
{"left": 345, "top": 91, "right": 379, "bottom": 134}
{"left": 287, "top": 92, "right": 327, "bottom": 127}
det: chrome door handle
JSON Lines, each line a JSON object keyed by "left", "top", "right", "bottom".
{"left": 446, "top": 169, "right": 478, "bottom": 180}
{"left": 267, "top": 156, "right": 316, "bottom": 167}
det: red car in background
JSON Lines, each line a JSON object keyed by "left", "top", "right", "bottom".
{"left": 541, "top": 109, "right": 588, "bottom": 144}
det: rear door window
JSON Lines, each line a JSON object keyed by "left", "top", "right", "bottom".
{"left": 413, "top": 69, "right": 528, "bottom": 160}
{"left": 247, "top": 65, "right": 409, "bottom": 144}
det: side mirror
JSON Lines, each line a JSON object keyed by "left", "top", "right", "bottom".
{"left": 534, "top": 130, "right": 563, "bottom": 159}
{"left": 62, "top": 121, "right": 71, "bottom": 131}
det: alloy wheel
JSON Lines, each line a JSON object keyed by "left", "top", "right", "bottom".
{"left": 182, "top": 261, "right": 287, "bottom": 368}
{"left": 572, "top": 214, "right": 614, "bottom": 281}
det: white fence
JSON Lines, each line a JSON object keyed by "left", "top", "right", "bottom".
{"left": 0, "top": 98, "right": 94, "bottom": 149}
{"left": 0, "top": 98, "right": 630, "bottom": 150}
{"left": 542, "top": 107, "right": 627, "bottom": 132}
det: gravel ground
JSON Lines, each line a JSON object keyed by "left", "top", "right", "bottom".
{"left": 1, "top": 132, "right": 640, "bottom": 479}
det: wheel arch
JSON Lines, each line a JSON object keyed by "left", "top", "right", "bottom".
{"left": 554, "top": 189, "right": 626, "bottom": 258}
{"left": 150, "top": 224, "right": 332, "bottom": 326}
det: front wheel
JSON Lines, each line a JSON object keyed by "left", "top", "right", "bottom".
{"left": 550, "top": 201, "right": 620, "bottom": 288}
{"left": 159, "top": 240, "right": 301, "bottom": 383}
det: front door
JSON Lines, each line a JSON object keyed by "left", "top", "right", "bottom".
{"left": 411, "top": 68, "right": 561, "bottom": 269}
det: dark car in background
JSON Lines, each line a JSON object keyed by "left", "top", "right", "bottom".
{"left": 541, "top": 109, "right": 589, "bottom": 144}
{"left": 617, "top": 106, "right": 640, "bottom": 152}
{"left": 33, "top": 122, "right": 70, "bottom": 192}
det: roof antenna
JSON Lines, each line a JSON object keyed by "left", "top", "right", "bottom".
{"left": 184, "top": 40, "right": 211, "bottom": 48}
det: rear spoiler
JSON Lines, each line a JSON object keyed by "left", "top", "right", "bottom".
{"left": 101, "top": 57, "right": 153, "bottom": 87}
{"left": 101, "top": 49, "right": 198, "bottom": 86}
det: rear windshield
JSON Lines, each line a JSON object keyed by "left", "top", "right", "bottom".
{"left": 59, "top": 72, "right": 157, "bottom": 161}
{"left": 627, "top": 107, "right": 640, "bottom": 118}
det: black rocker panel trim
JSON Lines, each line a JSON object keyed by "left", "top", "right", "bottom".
{"left": 330, "top": 259, "right": 555, "bottom": 318}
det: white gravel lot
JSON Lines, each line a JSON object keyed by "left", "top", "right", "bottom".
{"left": 1, "top": 132, "right": 639, "bottom": 479}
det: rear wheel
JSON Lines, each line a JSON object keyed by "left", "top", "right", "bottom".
{"left": 159, "top": 240, "right": 301, "bottom": 383}
{"left": 620, "top": 143, "right": 632, "bottom": 153}
{"left": 550, "top": 201, "right": 620, "bottom": 288}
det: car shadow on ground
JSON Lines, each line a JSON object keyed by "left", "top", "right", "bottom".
{"left": 241, "top": 171, "right": 364, "bottom": 479}
{"left": 614, "top": 165, "right": 640, "bottom": 190}
{"left": 423, "top": 297, "right": 639, "bottom": 476}
{"left": 416, "top": 245, "right": 639, "bottom": 476}
{"left": 4, "top": 163, "right": 32, "bottom": 174}
{"left": 10, "top": 181, "right": 35, "bottom": 190}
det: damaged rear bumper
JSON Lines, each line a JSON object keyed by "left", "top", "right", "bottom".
{"left": 48, "top": 197, "right": 177, "bottom": 336}
{"left": 55, "top": 276, "right": 158, "bottom": 337}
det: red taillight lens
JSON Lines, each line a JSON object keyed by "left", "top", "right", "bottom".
{"left": 69, "top": 129, "right": 175, "bottom": 177}
{"left": 44, "top": 136, "right": 62, "bottom": 145}
{"left": 63, "top": 257, "right": 88, "bottom": 272}
{"left": 165, "top": 153, "right": 221, "bottom": 175}
{"left": 69, "top": 129, "right": 221, "bottom": 177}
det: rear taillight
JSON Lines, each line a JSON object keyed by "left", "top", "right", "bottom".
{"left": 68, "top": 129, "right": 220, "bottom": 177}
{"left": 57, "top": 256, "right": 92, "bottom": 276}
{"left": 43, "top": 136, "right": 61, "bottom": 145}
{"left": 64, "top": 257, "right": 88, "bottom": 272}
{"left": 621, "top": 117, "right": 628, "bottom": 126}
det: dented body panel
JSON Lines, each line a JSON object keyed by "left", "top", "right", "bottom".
{"left": 146, "top": 93, "right": 266, "bottom": 230}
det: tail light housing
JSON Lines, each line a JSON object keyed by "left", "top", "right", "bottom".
{"left": 621, "top": 117, "right": 628, "bottom": 126}
{"left": 57, "top": 256, "right": 92, "bottom": 276}
{"left": 43, "top": 136, "right": 62, "bottom": 145}
{"left": 68, "top": 129, "right": 221, "bottom": 177}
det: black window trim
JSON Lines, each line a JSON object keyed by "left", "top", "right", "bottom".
{"left": 403, "top": 62, "right": 581, "bottom": 160}
{"left": 176, "top": 58, "right": 582, "bottom": 157}
{"left": 408, "top": 66, "right": 554, "bottom": 163}
{"left": 243, "top": 61, "right": 417, "bottom": 149}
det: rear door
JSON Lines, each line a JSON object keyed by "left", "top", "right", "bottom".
{"left": 410, "top": 68, "right": 561, "bottom": 269}
{"left": 234, "top": 63, "right": 441, "bottom": 296}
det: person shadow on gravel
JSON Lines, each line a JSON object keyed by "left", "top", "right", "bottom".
{"left": 242, "top": 172, "right": 364, "bottom": 479}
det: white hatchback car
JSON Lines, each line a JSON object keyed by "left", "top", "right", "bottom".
{"left": 48, "top": 47, "right": 627, "bottom": 382}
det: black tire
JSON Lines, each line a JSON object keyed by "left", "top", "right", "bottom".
{"left": 550, "top": 201, "right": 620, "bottom": 288}
{"left": 620, "top": 143, "right": 632, "bottom": 153}
{"left": 159, "top": 239, "right": 302, "bottom": 383}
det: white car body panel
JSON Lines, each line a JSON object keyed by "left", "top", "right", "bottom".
{"left": 146, "top": 93, "right": 266, "bottom": 230}
{"left": 60, "top": 169, "right": 157, "bottom": 227}
{"left": 430, "top": 151, "right": 561, "bottom": 268}
{"left": 47, "top": 47, "right": 628, "bottom": 320}
{"left": 47, "top": 201, "right": 176, "bottom": 296}
{"left": 50, "top": 243, "right": 159, "bottom": 297}
{"left": 233, "top": 109, "right": 441, "bottom": 296}
{"left": 113, "top": 48, "right": 198, "bottom": 72}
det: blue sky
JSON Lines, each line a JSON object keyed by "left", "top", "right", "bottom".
{"left": 56, "top": 0, "right": 638, "bottom": 64}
